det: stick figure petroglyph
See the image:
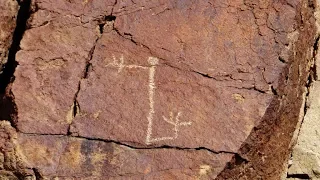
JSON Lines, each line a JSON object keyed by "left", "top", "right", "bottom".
{"left": 106, "top": 55, "right": 192, "bottom": 145}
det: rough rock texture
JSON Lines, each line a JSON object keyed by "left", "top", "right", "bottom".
{"left": 0, "top": 0, "right": 18, "bottom": 74}
{"left": 285, "top": 3, "right": 320, "bottom": 179}
{"left": 0, "top": 0, "right": 319, "bottom": 179}
{"left": 217, "top": 0, "right": 317, "bottom": 178}
{"left": 17, "top": 134, "right": 232, "bottom": 179}
{"left": 287, "top": 82, "right": 320, "bottom": 179}
{"left": 0, "top": 121, "right": 36, "bottom": 179}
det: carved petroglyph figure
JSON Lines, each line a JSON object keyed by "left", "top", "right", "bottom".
{"left": 106, "top": 55, "right": 192, "bottom": 145}
{"left": 106, "top": 55, "right": 148, "bottom": 72}
{"left": 162, "top": 112, "right": 192, "bottom": 139}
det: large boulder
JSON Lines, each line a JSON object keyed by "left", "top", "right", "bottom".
{"left": 0, "top": 0, "right": 318, "bottom": 179}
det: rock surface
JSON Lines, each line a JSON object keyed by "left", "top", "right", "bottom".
{"left": 17, "top": 134, "right": 232, "bottom": 179}
{"left": 0, "top": 0, "right": 319, "bottom": 179}
{"left": 0, "top": 121, "right": 36, "bottom": 179}
{"left": 14, "top": 0, "right": 289, "bottom": 146}
{"left": 287, "top": 83, "right": 320, "bottom": 179}
{"left": 284, "top": 2, "right": 320, "bottom": 179}
{"left": 0, "top": 0, "right": 18, "bottom": 74}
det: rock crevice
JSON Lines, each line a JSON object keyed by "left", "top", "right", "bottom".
{"left": 0, "top": 0, "right": 31, "bottom": 128}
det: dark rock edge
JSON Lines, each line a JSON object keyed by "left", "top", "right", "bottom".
{"left": 217, "top": 0, "right": 318, "bottom": 179}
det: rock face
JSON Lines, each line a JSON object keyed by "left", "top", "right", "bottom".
{"left": 0, "top": 0, "right": 18, "bottom": 74}
{"left": 285, "top": 5, "right": 320, "bottom": 178}
{"left": 0, "top": 0, "right": 319, "bottom": 179}
{"left": 14, "top": 0, "right": 283, "bottom": 149}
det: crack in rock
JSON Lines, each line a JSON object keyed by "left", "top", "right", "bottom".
{"left": 0, "top": 0, "right": 31, "bottom": 129}
{"left": 19, "top": 131, "right": 243, "bottom": 157}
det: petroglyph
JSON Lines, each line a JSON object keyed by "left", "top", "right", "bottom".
{"left": 146, "top": 111, "right": 192, "bottom": 144}
{"left": 162, "top": 112, "right": 192, "bottom": 139}
{"left": 106, "top": 55, "right": 192, "bottom": 145}
{"left": 106, "top": 55, "right": 148, "bottom": 72}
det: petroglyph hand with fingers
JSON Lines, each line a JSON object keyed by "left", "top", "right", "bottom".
{"left": 162, "top": 111, "right": 192, "bottom": 139}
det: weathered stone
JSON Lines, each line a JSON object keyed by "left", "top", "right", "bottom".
{"left": 0, "top": 170, "right": 18, "bottom": 180}
{"left": 17, "top": 134, "right": 232, "bottom": 179}
{"left": 283, "top": 2, "right": 320, "bottom": 179}
{"left": 217, "top": 0, "right": 318, "bottom": 179}
{"left": 0, "top": 0, "right": 18, "bottom": 73}
{"left": 72, "top": 31, "right": 272, "bottom": 151}
{"left": 287, "top": 80, "right": 320, "bottom": 179}
{"left": 14, "top": 0, "right": 284, "bottom": 148}
{"left": 0, "top": 121, "right": 35, "bottom": 179}
{"left": 3, "top": 0, "right": 318, "bottom": 179}
{"left": 13, "top": 7, "right": 99, "bottom": 134}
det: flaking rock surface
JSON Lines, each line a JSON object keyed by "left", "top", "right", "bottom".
{"left": 1, "top": 0, "right": 315, "bottom": 179}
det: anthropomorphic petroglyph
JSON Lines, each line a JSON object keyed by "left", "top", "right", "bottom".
{"left": 106, "top": 55, "right": 192, "bottom": 145}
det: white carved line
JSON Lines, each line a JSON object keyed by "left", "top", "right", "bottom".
{"left": 126, "top": 65, "right": 148, "bottom": 69}
{"left": 145, "top": 57, "right": 192, "bottom": 144}
{"left": 147, "top": 111, "right": 192, "bottom": 144}
{"left": 105, "top": 55, "right": 147, "bottom": 72}
{"left": 145, "top": 57, "right": 158, "bottom": 144}
{"left": 162, "top": 112, "right": 176, "bottom": 125}
{"left": 164, "top": 112, "right": 192, "bottom": 139}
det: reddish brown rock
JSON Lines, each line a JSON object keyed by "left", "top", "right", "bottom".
{"left": 14, "top": 0, "right": 283, "bottom": 148}
{"left": 217, "top": 0, "right": 318, "bottom": 179}
{"left": 13, "top": 7, "right": 99, "bottom": 134}
{"left": 17, "top": 134, "right": 233, "bottom": 179}
{"left": 3, "top": 0, "right": 318, "bottom": 179}
{"left": 0, "top": 0, "right": 18, "bottom": 73}
{"left": 72, "top": 29, "right": 273, "bottom": 152}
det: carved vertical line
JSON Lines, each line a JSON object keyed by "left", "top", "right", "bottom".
{"left": 145, "top": 57, "right": 158, "bottom": 145}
